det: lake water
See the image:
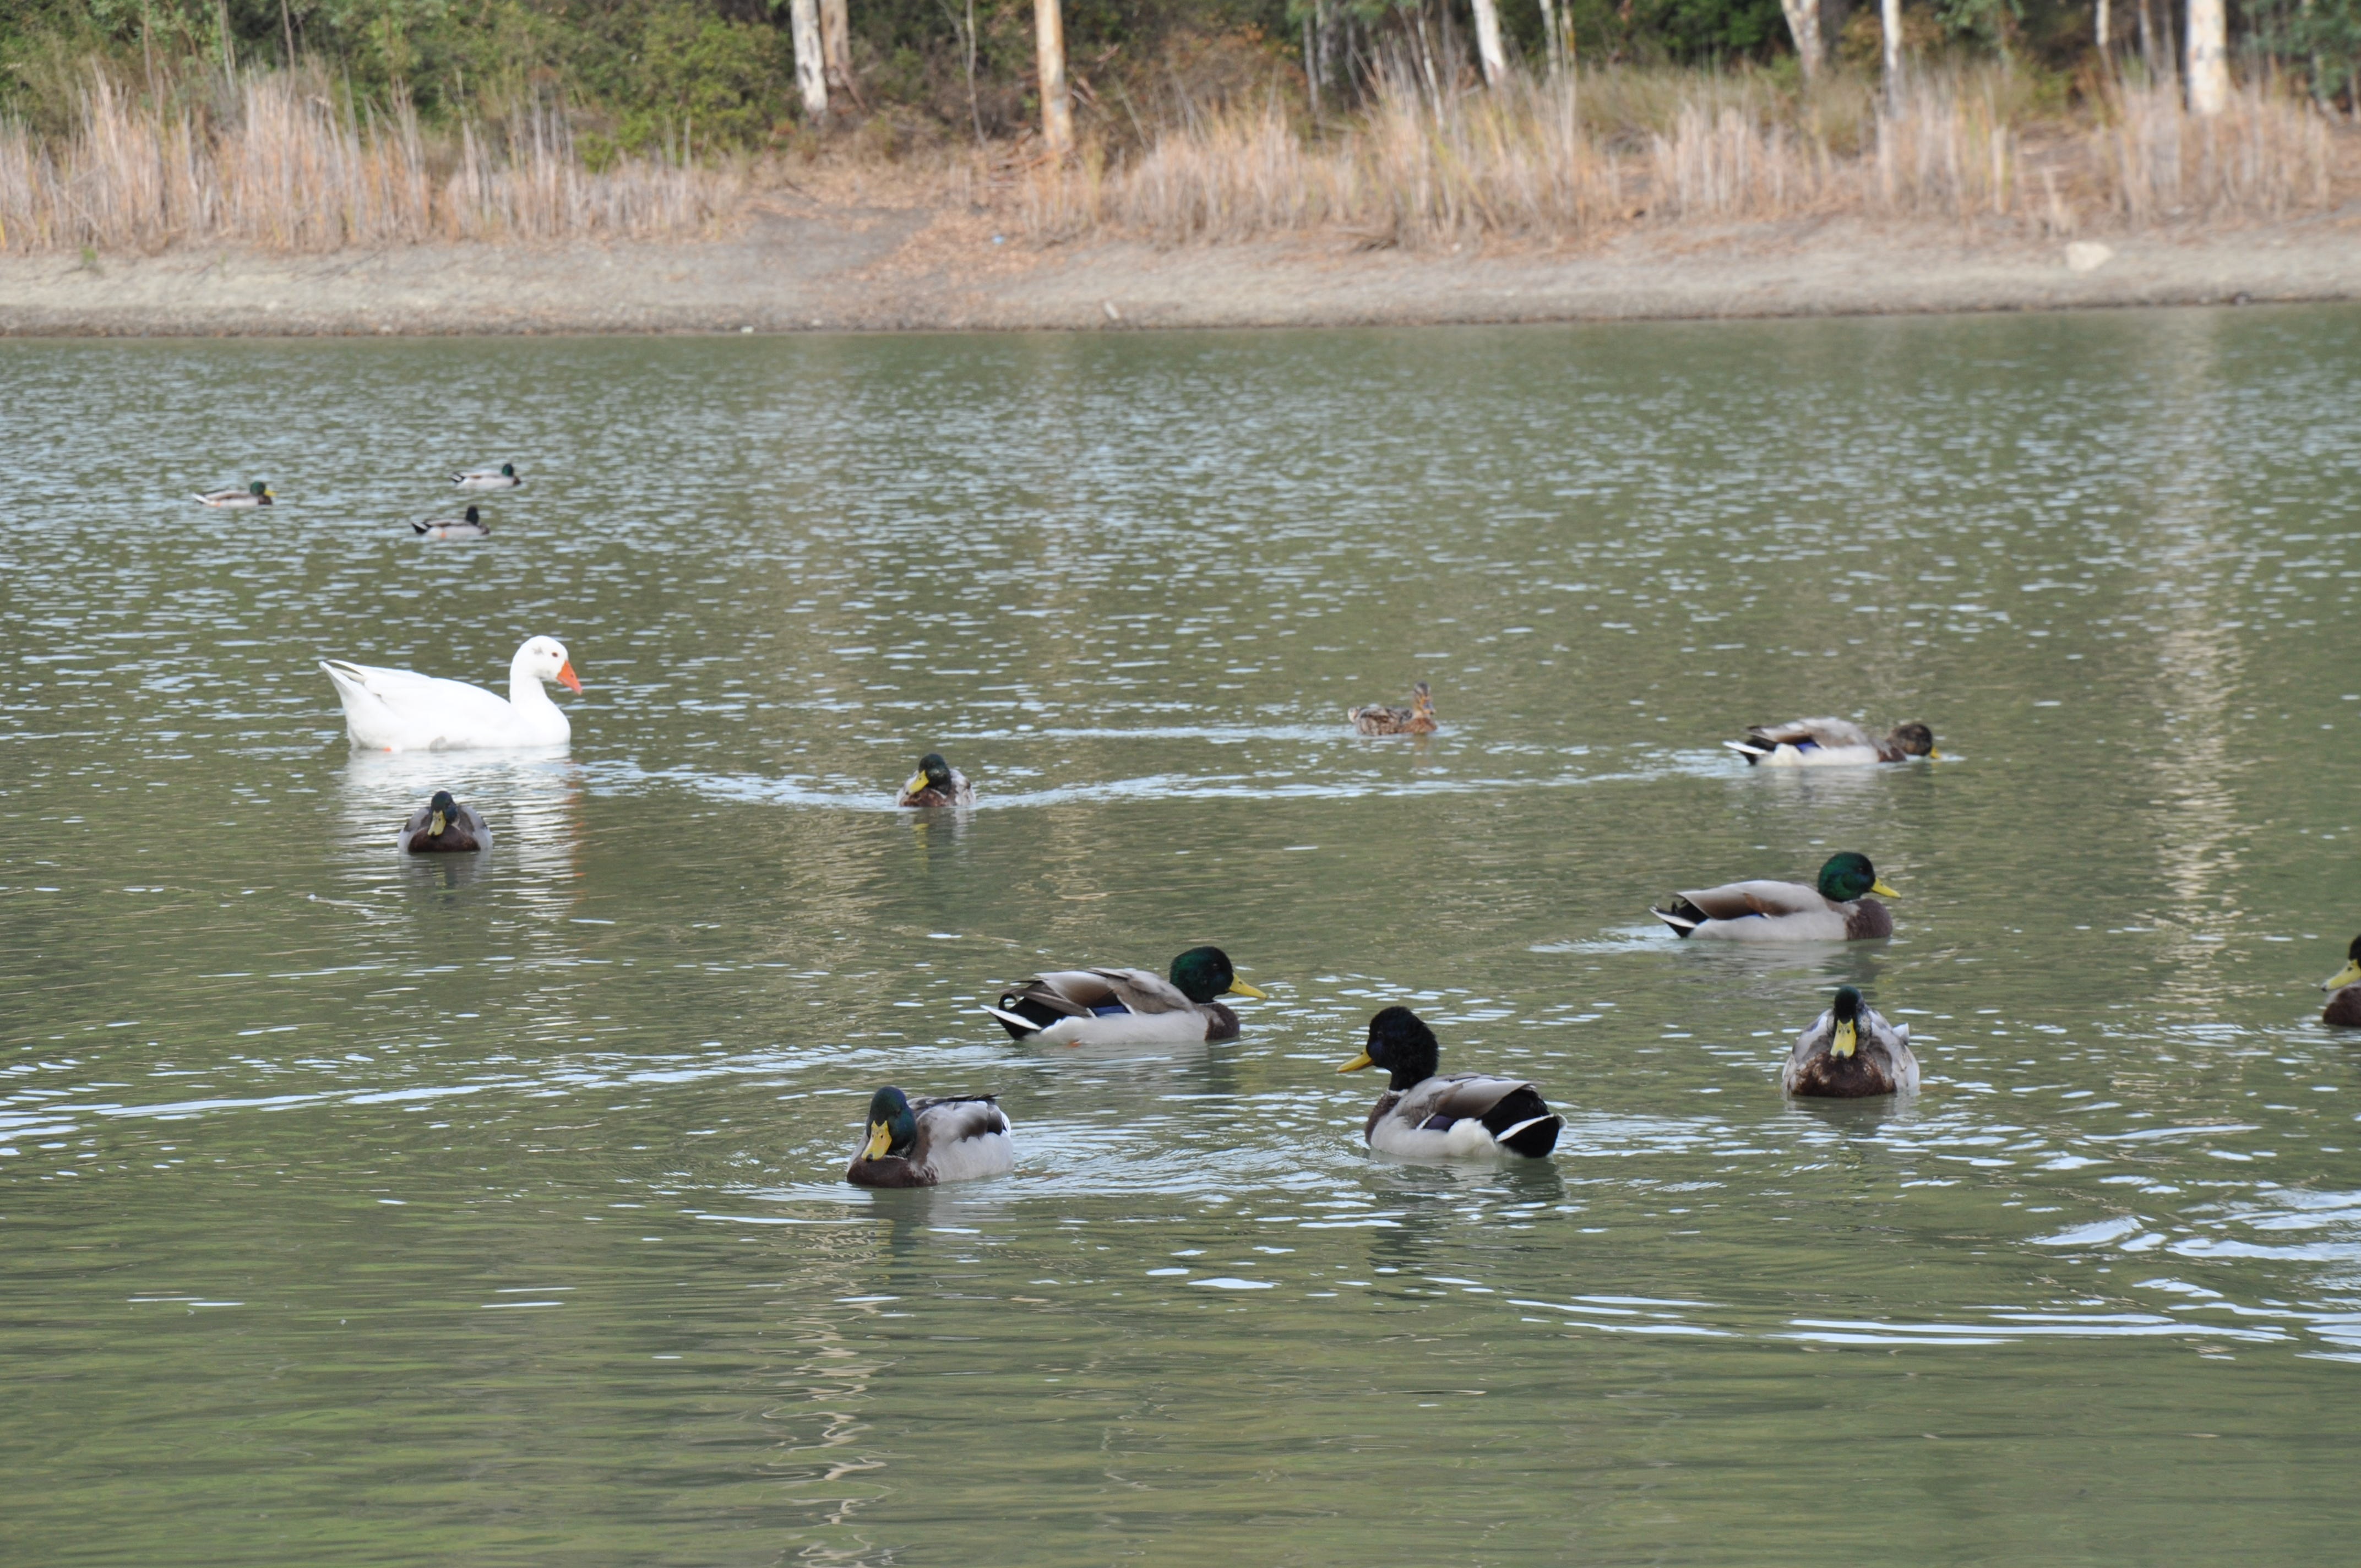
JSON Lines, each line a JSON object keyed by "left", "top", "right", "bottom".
{"left": 4, "top": 311, "right": 2360, "bottom": 1565}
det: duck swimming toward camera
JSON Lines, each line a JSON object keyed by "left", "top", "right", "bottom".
{"left": 1781, "top": 987, "right": 1918, "bottom": 1097}
{"left": 895, "top": 752, "right": 973, "bottom": 808}
{"left": 194, "top": 481, "right": 273, "bottom": 508}
{"left": 985, "top": 946, "right": 1269, "bottom": 1046}
{"left": 397, "top": 790, "right": 492, "bottom": 853}
{"left": 844, "top": 1087, "right": 1014, "bottom": 1188}
{"left": 1350, "top": 681, "right": 1438, "bottom": 736}
{"left": 2323, "top": 936, "right": 2361, "bottom": 1027}
{"left": 1338, "top": 1006, "right": 1560, "bottom": 1158}
{"left": 1651, "top": 851, "right": 1898, "bottom": 942}
{"left": 1724, "top": 717, "right": 1936, "bottom": 766}
{"left": 414, "top": 505, "right": 489, "bottom": 541}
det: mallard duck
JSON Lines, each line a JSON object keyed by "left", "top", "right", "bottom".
{"left": 985, "top": 946, "right": 1270, "bottom": 1045}
{"left": 321, "top": 636, "right": 580, "bottom": 752}
{"left": 1350, "top": 680, "right": 1438, "bottom": 736}
{"left": 845, "top": 1087, "right": 1013, "bottom": 1188}
{"left": 397, "top": 789, "right": 492, "bottom": 853}
{"left": 414, "top": 505, "right": 489, "bottom": 541}
{"left": 1724, "top": 717, "right": 1936, "bottom": 766}
{"left": 1782, "top": 986, "right": 1918, "bottom": 1096}
{"left": 1650, "top": 851, "right": 1897, "bottom": 941}
{"left": 2322, "top": 936, "right": 2361, "bottom": 1027}
{"left": 194, "top": 481, "right": 273, "bottom": 507}
{"left": 1337, "top": 1006, "right": 1560, "bottom": 1158}
{"left": 896, "top": 752, "right": 973, "bottom": 808}
{"left": 452, "top": 462, "right": 523, "bottom": 489}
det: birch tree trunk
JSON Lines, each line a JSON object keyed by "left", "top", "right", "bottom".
{"left": 1537, "top": 0, "right": 1564, "bottom": 74}
{"left": 1034, "top": 0, "right": 1072, "bottom": 155}
{"left": 788, "top": 0, "right": 827, "bottom": 120}
{"left": 2096, "top": 0, "right": 2110, "bottom": 53}
{"left": 1470, "top": 0, "right": 1509, "bottom": 85}
{"left": 820, "top": 0, "right": 854, "bottom": 100}
{"left": 2184, "top": 0, "right": 2228, "bottom": 113}
{"left": 1880, "top": 0, "right": 1902, "bottom": 95}
{"left": 1777, "top": 0, "right": 1824, "bottom": 81}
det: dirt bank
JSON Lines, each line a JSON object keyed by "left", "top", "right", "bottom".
{"left": 4, "top": 208, "right": 2358, "bottom": 335}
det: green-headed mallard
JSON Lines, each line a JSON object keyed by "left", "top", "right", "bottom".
{"left": 2324, "top": 936, "right": 2361, "bottom": 1027}
{"left": 986, "top": 946, "right": 1269, "bottom": 1045}
{"left": 1337, "top": 1006, "right": 1560, "bottom": 1158}
{"left": 194, "top": 481, "right": 273, "bottom": 508}
{"left": 414, "top": 505, "right": 489, "bottom": 541}
{"left": 1350, "top": 680, "right": 1438, "bottom": 736}
{"left": 1782, "top": 986, "right": 1918, "bottom": 1096}
{"left": 896, "top": 752, "right": 973, "bottom": 808}
{"left": 845, "top": 1086, "right": 1013, "bottom": 1188}
{"left": 398, "top": 789, "right": 492, "bottom": 853}
{"left": 1651, "top": 851, "right": 1897, "bottom": 941}
{"left": 453, "top": 462, "right": 523, "bottom": 489}
{"left": 1724, "top": 717, "right": 1936, "bottom": 766}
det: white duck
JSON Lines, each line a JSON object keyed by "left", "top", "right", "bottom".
{"left": 321, "top": 636, "right": 581, "bottom": 752}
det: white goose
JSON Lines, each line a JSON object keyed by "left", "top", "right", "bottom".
{"left": 321, "top": 636, "right": 581, "bottom": 752}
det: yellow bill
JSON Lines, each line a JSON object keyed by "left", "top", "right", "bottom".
{"left": 862, "top": 1121, "right": 893, "bottom": 1159}
{"left": 902, "top": 771, "right": 929, "bottom": 796}
{"left": 1870, "top": 879, "right": 1900, "bottom": 899}
{"left": 2323, "top": 961, "right": 2361, "bottom": 993}
{"left": 1832, "top": 1020, "right": 1858, "bottom": 1059}
{"left": 1336, "top": 1050, "right": 1373, "bottom": 1074}
{"left": 429, "top": 809, "right": 447, "bottom": 836}
{"left": 1227, "top": 979, "right": 1270, "bottom": 1000}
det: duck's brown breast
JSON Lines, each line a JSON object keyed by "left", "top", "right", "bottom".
{"left": 2326, "top": 987, "right": 2361, "bottom": 1028}
{"left": 846, "top": 1156, "right": 934, "bottom": 1188}
{"left": 1787, "top": 1054, "right": 1898, "bottom": 1098}
{"left": 1845, "top": 899, "right": 1894, "bottom": 940}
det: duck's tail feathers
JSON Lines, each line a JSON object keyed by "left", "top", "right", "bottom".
{"left": 982, "top": 1004, "right": 1043, "bottom": 1041}
{"left": 1722, "top": 739, "right": 1769, "bottom": 764}
{"left": 411, "top": 520, "right": 432, "bottom": 535}
{"left": 1649, "top": 899, "right": 1705, "bottom": 937}
{"left": 1495, "top": 1113, "right": 1563, "bottom": 1158}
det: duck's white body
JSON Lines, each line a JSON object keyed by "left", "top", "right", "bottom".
{"left": 453, "top": 465, "right": 523, "bottom": 489}
{"left": 985, "top": 968, "right": 1240, "bottom": 1047}
{"left": 1364, "top": 1074, "right": 1562, "bottom": 1160}
{"left": 321, "top": 636, "right": 578, "bottom": 753}
{"left": 1740, "top": 739, "right": 1884, "bottom": 767}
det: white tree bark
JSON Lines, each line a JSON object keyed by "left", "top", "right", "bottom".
{"left": 789, "top": 0, "right": 827, "bottom": 121}
{"left": 1778, "top": 0, "right": 1824, "bottom": 81}
{"left": 1034, "top": 0, "right": 1072, "bottom": 154}
{"left": 2185, "top": 0, "right": 2228, "bottom": 113}
{"left": 1470, "top": 0, "right": 1509, "bottom": 85}
{"left": 1880, "top": 0, "right": 1902, "bottom": 94}
{"left": 2095, "top": 0, "right": 2110, "bottom": 52}
{"left": 821, "top": 0, "right": 853, "bottom": 99}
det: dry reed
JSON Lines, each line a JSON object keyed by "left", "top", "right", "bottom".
{"left": 0, "top": 70, "right": 737, "bottom": 253}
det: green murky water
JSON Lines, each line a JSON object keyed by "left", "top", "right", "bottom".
{"left": 4, "top": 312, "right": 2361, "bottom": 1565}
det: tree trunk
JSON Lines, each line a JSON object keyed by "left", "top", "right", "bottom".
{"left": 1034, "top": 0, "right": 1071, "bottom": 154}
{"left": 2136, "top": 0, "right": 2156, "bottom": 68}
{"left": 789, "top": 0, "right": 826, "bottom": 120}
{"left": 1778, "top": 0, "right": 1824, "bottom": 81}
{"left": 2184, "top": 0, "right": 2228, "bottom": 113}
{"left": 2096, "top": 0, "right": 2110, "bottom": 53}
{"left": 1880, "top": 0, "right": 1902, "bottom": 95}
{"left": 820, "top": 0, "right": 855, "bottom": 101}
{"left": 1470, "top": 0, "right": 1509, "bottom": 85}
{"left": 1537, "top": 0, "right": 1564, "bottom": 74}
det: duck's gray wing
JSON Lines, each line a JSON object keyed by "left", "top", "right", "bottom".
{"left": 394, "top": 804, "right": 432, "bottom": 850}
{"left": 1860, "top": 1005, "right": 1918, "bottom": 1089}
{"left": 1675, "top": 879, "right": 1829, "bottom": 921}
{"left": 457, "top": 804, "right": 494, "bottom": 849}
{"left": 910, "top": 1095, "right": 1010, "bottom": 1158}
{"left": 1091, "top": 967, "right": 1194, "bottom": 1015}
{"left": 1748, "top": 716, "right": 1874, "bottom": 750}
{"left": 1782, "top": 1007, "right": 1837, "bottom": 1090}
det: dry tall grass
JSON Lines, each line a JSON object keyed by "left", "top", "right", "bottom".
{"left": 1018, "top": 68, "right": 2351, "bottom": 248}
{"left": 0, "top": 71, "right": 737, "bottom": 252}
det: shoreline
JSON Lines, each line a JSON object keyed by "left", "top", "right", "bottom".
{"left": 4, "top": 210, "right": 2358, "bottom": 335}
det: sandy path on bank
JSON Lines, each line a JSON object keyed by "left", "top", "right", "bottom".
{"left": 3, "top": 208, "right": 2357, "bottom": 335}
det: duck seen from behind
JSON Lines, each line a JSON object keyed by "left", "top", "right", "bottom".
{"left": 896, "top": 752, "right": 973, "bottom": 808}
{"left": 414, "top": 505, "right": 489, "bottom": 541}
{"left": 2324, "top": 936, "right": 2361, "bottom": 1027}
{"left": 453, "top": 462, "right": 523, "bottom": 489}
{"left": 1725, "top": 717, "right": 1936, "bottom": 766}
{"left": 1339, "top": 1006, "right": 1561, "bottom": 1158}
{"left": 398, "top": 790, "right": 492, "bottom": 853}
{"left": 1781, "top": 986, "right": 1919, "bottom": 1097}
{"left": 194, "top": 481, "right": 273, "bottom": 507}
{"left": 321, "top": 635, "right": 581, "bottom": 752}
{"left": 845, "top": 1087, "right": 1014, "bottom": 1188}
{"left": 986, "top": 946, "right": 1269, "bottom": 1046}
{"left": 1350, "top": 680, "right": 1438, "bottom": 736}
{"left": 1651, "top": 851, "right": 1898, "bottom": 942}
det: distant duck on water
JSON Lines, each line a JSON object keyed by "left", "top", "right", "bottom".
{"left": 1651, "top": 851, "right": 1898, "bottom": 942}
{"left": 1350, "top": 680, "right": 1437, "bottom": 736}
{"left": 453, "top": 463, "right": 523, "bottom": 489}
{"left": 896, "top": 752, "right": 973, "bottom": 808}
{"left": 1337, "top": 1006, "right": 1561, "bottom": 1158}
{"left": 195, "top": 481, "right": 273, "bottom": 508}
{"left": 414, "top": 505, "right": 489, "bottom": 541}
{"left": 986, "top": 946, "right": 1270, "bottom": 1046}
{"left": 398, "top": 790, "right": 492, "bottom": 853}
{"left": 2324, "top": 936, "right": 2361, "bottom": 1027}
{"left": 844, "top": 1087, "right": 1014, "bottom": 1188}
{"left": 1781, "top": 987, "right": 1918, "bottom": 1097}
{"left": 1725, "top": 717, "right": 1936, "bottom": 766}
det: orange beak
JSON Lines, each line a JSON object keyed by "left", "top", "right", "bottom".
{"left": 557, "top": 660, "right": 583, "bottom": 693}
